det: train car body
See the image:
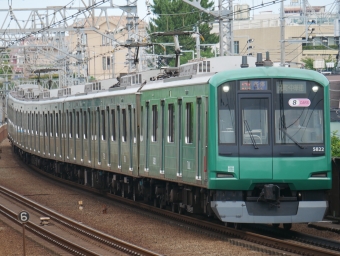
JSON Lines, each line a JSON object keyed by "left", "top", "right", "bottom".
{"left": 7, "top": 55, "right": 331, "bottom": 227}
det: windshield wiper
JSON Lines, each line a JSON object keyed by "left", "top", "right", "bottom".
{"left": 279, "top": 128, "right": 304, "bottom": 149}
{"left": 244, "top": 120, "right": 258, "bottom": 149}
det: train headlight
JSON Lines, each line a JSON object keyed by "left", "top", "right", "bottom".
{"left": 222, "top": 85, "right": 230, "bottom": 92}
{"left": 312, "top": 86, "right": 319, "bottom": 92}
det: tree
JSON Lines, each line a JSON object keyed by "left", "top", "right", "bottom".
{"left": 300, "top": 57, "right": 314, "bottom": 70}
{"left": 331, "top": 131, "right": 340, "bottom": 157}
{"left": 148, "top": 0, "right": 219, "bottom": 66}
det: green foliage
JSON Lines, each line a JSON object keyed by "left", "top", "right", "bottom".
{"left": 148, "top": 0, "right": 219, "bottom": 66}
{"left": 302, "top": 45, "right": 338, "bottom": 50}
{"left": 300, "top": 57, "right": 315, "bottom": 70}
{"left": 331, "top": 131, "right": 340, "bottom": 157}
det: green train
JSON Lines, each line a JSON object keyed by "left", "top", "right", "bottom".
{"left": 7, "top": 54, "right": 331, "bottom": 229}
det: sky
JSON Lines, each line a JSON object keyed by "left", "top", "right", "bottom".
{"left": 0, "top": 0, "right": 337, "bottom": 23}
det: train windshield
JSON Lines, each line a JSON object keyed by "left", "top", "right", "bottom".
{"left": 218, "top": 79, "right": 324, "bottom": 147}
{"left": 274, "top": 79, "right": 324, "bottom": 145}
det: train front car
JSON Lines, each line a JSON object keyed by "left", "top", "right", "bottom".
{"left": 208, "top": 67, "right": 331, "bottom": 228}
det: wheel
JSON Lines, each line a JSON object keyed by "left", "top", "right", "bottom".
{"left": 171, "top": 203, "right": 177, "bottom": 213}
{"left": 234, "top": 223, "right": 242, "bottom": 230}
{"left": 225, "top": 222, "right": 234, "bottom": 228}
{"left": 272, "top": 223, "right": 280, "bottom": 228}
{"left": 283, "top": 223, "right": 292, "bottom": 230}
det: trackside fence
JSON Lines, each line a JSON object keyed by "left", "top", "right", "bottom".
{"left": 330, "top": 158, "right": 340, "bottom": 218}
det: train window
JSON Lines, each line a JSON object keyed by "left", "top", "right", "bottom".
{"left": 241, "top": 98, "right": 269, "bottom": 145}
{"left": 133, "top": 108, "right": 136, "bottom": 142}
{"left": 168, "top": 104, "right": 175, "bottom": 143}
{"left": 111, "top": 109, "right": 116, "bottom": 141}
{"left": 69, "top": 112, "right": 73, "bottom": 138}
{"left": 76, "top": 112, "right": 80, "bottom": 139}
{"left": 122, "top": 109, "right": 127, "bottom": 142}
{"left": 218, "top": 81, "right": 236, "bottom": 144}
{"left": 93, "top": 110, "right": 97, "bottom": 140}
{"left": 274, "top": 79, "right": 324, "bottom": 145}
{"left": 35, "top": 113, "right": 38, "bottom": 135}
{"left": 44, "top": 113, "right": 48, "bottom": 136}
{"left": 101, "top": 109, "right": 106, "bottom": 140}
{"left": 186, "top": 103, "right": 193, "bottom": 144}
{"left": 50, "top": 113, "right": 53, "bottom": 137}
{"left": 152, "top": 105, "right": 158, "bottom": 142}
{"left": 83, "top": 111, "right": 87, "bottom": 139}
{"left": 97, "top": 108, "right": 100, "bottom": 140}
{"left": 56, "top": 113, "right": 59, "bottom": 137}
{"left": 140, "top": 106, "right": 143, "bottom": 141}
{"left": 27, "top": 113, "right": 30, "bottom": 134}
{"left": 31, "top": 113, "right": 34, "bottom": 134}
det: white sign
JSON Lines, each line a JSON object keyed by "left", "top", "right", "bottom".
{"left": 288, "top": 98, "right": 311, "bottom": 107}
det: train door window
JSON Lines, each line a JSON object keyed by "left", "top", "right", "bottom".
{"left": 186, "top": 103, "right": 193, "bottom": 144}
{"left": 101, "top": 109, "right": 106, "bottom": 140}
{"left": 83, "top": 111, "right": 87, "bottom": 139}
{"left": 69, "top": 112, "right": 73, "bottom": 138}
{"left": 93, "top": 110, "right": 97, "bottom": 140}
{"left": 152, "top": 105, "right": 158, "bottom": 142}
{"left": 111, "top": 109, "right": 116, "bottom": 141}
{"left": 56, "top": 113, "right": 59, "bottom": 137}
{"left": 35, "top": 113, "right": 38, "bottom": 135}
{"left": 133, "top": 108, "right": 136, "bottom": 143}
{"left": 218, "top": 82, "right": 236, "bottom": 144}
{"left": 44, "top": 113, "right": 48, "bottom": 136}
{"left": 122, "top": 108, "right": 127, "bottom": 142}
{"left": 31, "top": 113, "right": 34, "bottom": 134}
{"left": 50, "top": 113, "right": 53, "bottom": 137}
{"left": 27, "top": 113, "right": 30, "bottom": 135}
{"left": 140, "top": 106, "right": 143, "bottom": 141}
{"left": 241, "top": 98, "right": 269, "bottom": 145}
{"left": 168, "top": 104, "right": 175, "bottom": 143}
{"left": 76, "top": 111, "right": 80, "bottom": 139}
{"left": 145, "top": 102, "right": 150, "bottom": 170}
{"left": 97, "top": 108, "right": 100, "bottom": 140}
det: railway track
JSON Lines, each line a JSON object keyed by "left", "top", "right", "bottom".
{"left": 28, "top": 163, "right": 340, "bottom": 256}
{"left": 0, "top": 186, "right": 162, "bottom": 256}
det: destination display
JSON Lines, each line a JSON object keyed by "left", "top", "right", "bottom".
{"left": 240, "top": 80, "right": 268, "bottom": 90}
{"left": 276, "top": 81, "right": 306, "bottom": 94}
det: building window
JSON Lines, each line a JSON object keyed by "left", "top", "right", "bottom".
{"left": 102, "top": 57, "right": 107, "bottom": 70}
{"left": 234, "top": 41, "right": 239, "bottom": 54}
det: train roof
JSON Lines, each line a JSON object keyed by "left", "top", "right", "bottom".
{"left": 209, "top": 66, "right": 330, "bottom": 87}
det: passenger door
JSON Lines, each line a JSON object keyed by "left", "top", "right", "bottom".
{"left": 238, "top": 94, "right": 273, "bottom": 179}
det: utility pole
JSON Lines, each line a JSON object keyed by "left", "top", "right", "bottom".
{"left": 196, "top": 25, "right": 201, "bottom": 59}
{"left": 280, "top": 0, "right": 285, "bottom": 67}
{"left": 182, "top": 0, "right": 234, "bottom": 56}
